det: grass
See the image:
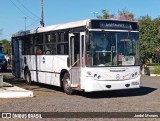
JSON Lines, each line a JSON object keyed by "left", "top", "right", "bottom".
{"left": 150, "top": 66, "right": 160, "bottom": 74}
{"left": 147, "top": 63, "right": 160, "bottom": 66}
{"left": 1, "top": 82, "right": 13, "bottom": 87}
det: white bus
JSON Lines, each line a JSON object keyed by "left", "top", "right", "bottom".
{"left": 12, "top": 19, "right": 140, "bottom": 95}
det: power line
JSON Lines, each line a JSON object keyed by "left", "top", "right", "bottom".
{"left": 26, "top": 19, "right": 40, "bottom": 29}
{"left": 0, "top": 33, "right": 12, "bottom": 37}
{"left": 9, "top": 0, "right": 36, "bottom": 21}
{"left": 1, "top": 18, "right": 40, "bottom": 37}
{"left": 16, "top": 0, "right": 40, "bottom": 19}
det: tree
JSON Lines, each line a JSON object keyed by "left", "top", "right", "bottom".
{"left": 0, "top": 39, "right": 11, "bottom": 55}
{"left": 118, "top": 9, "right": 135, "bottom": 20}
{"left": 154, "top": 17, "right": 160, "bottom": 63}
{"left": 97, "top": 9, "right": 135, "bottom": 20}
{"left": 97, "top": 9, "right": 115, "bottom": 19}
{"left": 139, "top": 15, "right": 160, "bottom": 63}
{"left": 155, "top": 47, "right": 160, "bottom": 63}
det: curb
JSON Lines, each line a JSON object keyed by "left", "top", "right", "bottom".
{"left": 150, "top": 74, "right": 160, "bottom": 77}
{"left": 0, "top": 84, "right": 33, "bottom": 98}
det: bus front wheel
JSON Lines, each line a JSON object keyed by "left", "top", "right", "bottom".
{"left": 63, "top": 73, "right": 74, "bottom": 95}
{"left": 25, "top": 69, "right": 32, "bottom": 85}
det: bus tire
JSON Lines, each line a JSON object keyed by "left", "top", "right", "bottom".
{"left": 63, "top": 73, "right": 74, "bottom": 95}
{"left": 25, "top": 69, "right": 32, "bottom": 85}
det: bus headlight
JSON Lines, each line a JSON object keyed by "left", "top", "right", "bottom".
{"left": 93, "top": 74, "right": 101, "bottom": 80}
{"left": 94, "top": 74, "right": 97, "bottom": 78}
{"left": 87, "top": 71, "right": 92, "bottom": 76}
{"left": 131, "top": 72, "right": 139, "bottom": 79}
{"left": 97, "top": 75, "right": 101, "bottom": 79}
{"left": 135, "top": 72, "right": 138, "bottom": 76}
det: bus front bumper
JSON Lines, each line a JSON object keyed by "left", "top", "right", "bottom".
{"left": 84, "top": 76, "right": 141, "bottom": 92}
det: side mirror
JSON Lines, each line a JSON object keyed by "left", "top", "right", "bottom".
{"left": 67, "top": 57, "right": 70, "bottom": 67}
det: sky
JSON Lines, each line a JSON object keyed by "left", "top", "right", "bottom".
{"left": 0, "top": 0, "right": 160, "bottom": 40}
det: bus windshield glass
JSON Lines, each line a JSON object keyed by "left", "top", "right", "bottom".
{"left": 86, "top": 31, "right": 139, "bottom": 67}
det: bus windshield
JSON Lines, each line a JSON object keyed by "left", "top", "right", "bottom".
{"left": 86, "top": 31, "right": 139, "bottom": 67}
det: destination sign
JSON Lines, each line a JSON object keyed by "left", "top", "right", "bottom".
{"left": 91, "top": 20, "right": 138, "bottom": 30}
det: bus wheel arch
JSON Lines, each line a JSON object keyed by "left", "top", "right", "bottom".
{"left": 24, "top": 66, "right": 32, "bottom": 85}
{"left": 60, "top": 69, "right": 69, "bottom": 87}
{"left": 62, "top": 73, "right": 74, "bottom": 95}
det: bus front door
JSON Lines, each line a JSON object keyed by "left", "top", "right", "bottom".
{"left": 69, "top": 33, "right": 81, "bottom": 87}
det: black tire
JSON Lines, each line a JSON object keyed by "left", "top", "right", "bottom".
{"left": 25, "top": 69, "right": 32, "bottom": 85}
{"left": 63, "top": 73, "right": 74, "bottom": 95}
{"left": 2, "top": 64, "right": 7, "bottom": 72}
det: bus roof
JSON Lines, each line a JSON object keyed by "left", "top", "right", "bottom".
{"left": 12, "top": 19, "right": 90, "bottom": 37}
{"left": 12, "top": 19, "right": 138, "bottom": 37}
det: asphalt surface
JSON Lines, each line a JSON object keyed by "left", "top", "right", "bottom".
{"left": 0, "top": 69, "right": 160, "bottom": 121}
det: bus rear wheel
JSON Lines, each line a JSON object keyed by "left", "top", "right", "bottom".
{"left": 63, "top": 73, "right": 74, "bottom": 95}
{"left": 25, "top": 69, "right": 32, "bottom": 85}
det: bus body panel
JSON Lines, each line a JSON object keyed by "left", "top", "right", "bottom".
{"left": 23, "top": 55, "right": 69, "bottom": 86}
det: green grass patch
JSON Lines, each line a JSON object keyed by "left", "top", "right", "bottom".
{"left": 150, "top": 66, "right": 160, "bottom": 74}
{"left": 147, "top": 63, "right": 160, "bottom": 66}
{"left": 2, "top": 82, "right": 13, "bottom": 87}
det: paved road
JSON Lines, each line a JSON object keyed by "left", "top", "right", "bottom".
{"left": 0, "top": 71, "right": 160, "bottom": 120}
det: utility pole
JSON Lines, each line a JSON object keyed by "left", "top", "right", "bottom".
{"left": 40, "top": 0, "right": 44, "bottom": 27}
{"left": 25, "top": 17, "right": 26, "bottom": 31}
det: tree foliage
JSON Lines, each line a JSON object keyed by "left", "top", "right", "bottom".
{"left": 0, "top": 39, "right": 11, "bottom": 55}
{"left": 118, "top": 9, "right": 135, "bottom": 20}
{"left": 97, "top": 9, "right": 134, "bottom": 20}
{"left": 97, "top": 9, "right": 114, "bottom": 19}
{"left": 139, "top": 16, "right": 160, "bottom": 63}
